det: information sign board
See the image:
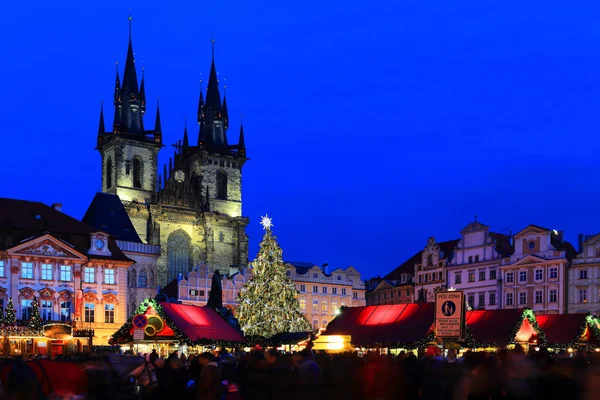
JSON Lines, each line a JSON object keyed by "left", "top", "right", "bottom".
{"left": 435, "top": 290, "right": 465, "bottom": 339}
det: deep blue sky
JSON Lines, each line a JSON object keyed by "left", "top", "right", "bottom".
{"left": 1, "top": 1, "right": 600, "bottom": 279}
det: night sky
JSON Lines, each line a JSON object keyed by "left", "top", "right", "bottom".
{"left": 1, "top": 1, "right": 600, "bottom": 279}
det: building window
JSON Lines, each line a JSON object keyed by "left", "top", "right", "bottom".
{"left": 313, "top": 286, "right": 318, "bottom": 293}
{"left": 300, "top": 285, "right": 306, "bottom": 292}
{"left": 106, "top": 157, "right": 113, "bottom": 189}
{"left": 468, "top": 273, "right": 475, "bottom": 283}
{"left": 84, "top": 303, "right": 94, "bottom": 323}
{"left": 216, "top": 171, "right": 227, "bottom": 199}
{"left": 579, "top": 289, "right": 588, "bottom": 303}
{"left": 332, "top": 287, "right": 337, "bottom": 295}
{"left": 580, "top": 270, "right": 588, "bottom": 280}
{"left": 21, "top": 299, "right": 32, "bottom": 320}
{"left": 490, "top": 270, "right": 497, "bottom": 280}
{"left": 506, "top": 293, "right": 514, "bottom": 306}
{"left": 83, "top": 267, "right": 95, "bottom": 283}
{"left": 475, "top": 255, "right": 480, "bottom": 262}
{"left": 549, "top": 268, "right": 558, "bottom": 279}
{"left": 337, "top": 275, "right": 342, "bottom": 281}
{"left": 506, "top": 272, "right": 514, "bottom": 283}
{"left": 455, "top": 273, "right": 462, "bottom": 284}
{"left": 322, "top": 287, "right": 327, "bottom": 294}
{"left": 313, "top": 300, "right": 319, "bottom": 308}
{"left": 105, "top": 269, "right": 115, "bottom": 284}
{"left": 60, "top": 265, "right": 72, "bottom": 282}
{"left": 313, "top": 273, "right": 318, "bottom": 278}
{"left": 41, "top": 264, "right": 53, "bottom": 280}
{"left": 353, "top": 292, "right": 358, "bottom": 299}
{"left": 219, "top": 232, "right": 224, "bottom": 242}
{"left": 427, "top": 255, "right": 433, "bottom": 266}
{"left": 489, "top": 293, "right": 496, "bottom": 306}
{"left": 390, "top": 291, "right": 394, "bottom": 298}
{"left": 535, "top": 270, "right": 543, "bottom": 280}
{"left": 424, "top": 274, "right": 428, "bottom": 283}
{"left": 0, "top": 299, "right": 4, "bottom": 315}
{"left": 341, "top": 288, "right": 347, "bottom": 295}
{"left": 286, "top": 270, "right": 291, "bottom": 277}
{"left": 519, "top": 292, "right": 527, "bottom": 305}
{"left": 41, "top": 300, "right": 52, "bottom": 321}
{"left": 468, "top": 294, "right": 475, "bottom": 307}
{"left": 479, "top": 271, "right": 485, "bottom": 281}
{"left": 535, "top": 291, "right": 542, "bottom": 304}
{"left": 61, "top": 301, "right": 71, "bottom": 322}
{"left": 478, "top": 294, "right": 485, "bottom": 307}
{"left": 549, "top": 290, "right": 557, "bottom": 303}
{"left": 21, "top": 262, "right": 33, "bottom": 279}
{"left": 0, "top": 260, "right": 4, "bottom": 277}
{"left": 519, "top": 271, "right": 527, "bottom": 282}
{"left": 468, "top": 256, "right": 473, "bottom": 264}
{"left": 377, "top": 294, "right": 381, "bottom": 300}
{"left": 383, "top": 293, "right": 387, "bottom": 300}
{"left": 406, "top": 289, "right": 410, "bottom": 296}
{"left": 322, "top": 302, "right": 327, "bottom": 311}
{"left": 299, "top": 298, "right": 306, "bottom": 309}
{"left": 313, "top": 320, "right": 319, "bottom": 330}
{"left": 133, "top": 158, "right": 142, "bottom": 188}
{"left": 323, "top": 320, "right": 328, "bottom": 327}
{"left": 105, "top": 304, "right": 115, "bottom": 323}
{"left": 332, "top": 301, "right": 337, "bottom": 312}
{"left": 138, "top": 270, "right": 147, "bottom": 288}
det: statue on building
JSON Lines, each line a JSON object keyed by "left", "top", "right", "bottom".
{"left": 207, "top": 269, "right": 223, "bottom": 309}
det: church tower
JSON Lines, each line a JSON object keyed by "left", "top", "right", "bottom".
{"left": 97, "top": 24, "right": 249, "bottom": 287}
{"left": 96, "top": 16, "right": 162, "bottom": 205}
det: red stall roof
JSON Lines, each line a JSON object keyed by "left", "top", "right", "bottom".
{"left": 159, "top": 302, "right": 245, "bottom": 342}
{"left": 465, "top": 309, "right": 525, "bottom": 346}
{"left": 325, "top": 303, "right": 434, "bottom": 346}
{"left": 535, "top": 313, "right": 592, "bottom": 346}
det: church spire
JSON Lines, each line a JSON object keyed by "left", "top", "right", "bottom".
{"left": 183, "top": 118, "right": 189, "bottom": 150}
{"left": 122, "top": 14, "right": 139, "bottom": 94}
{"left": 197, "top": 81, "right": 204, "bottom": 123}
{"left": 222, "top": 84, "right": 229, "bottom": 129}
{"left": 139, "top": 65, "right": 146, "bottom": 114}
{"left": 238, "top": 117, "right": 246, "bottom": 158}
{"left": 98, "top": 101, "right": 105, "bottom": 136}
{"left": 154, "top": 99, "right": 162, "bottom": 132}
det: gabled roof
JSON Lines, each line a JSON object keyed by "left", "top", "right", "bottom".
{"left": 489, "top": 232, "right": 514, "bottom": 257}
{"left": 0, "top": 198, "right": 131, "bottom": 262}
{"left": 514, "top": 224, "right": 551, "bottom": 237}
{"left": 384, "top": 250, "right": 422, "bottom": 280}
{"left": 82, "top": 192, "right": 142, "bottom": 243}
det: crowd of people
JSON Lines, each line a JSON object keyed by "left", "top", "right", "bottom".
{"left": 131, "top": 345, "right": 600, "bottom": 400}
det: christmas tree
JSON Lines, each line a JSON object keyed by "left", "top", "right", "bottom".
{"left": 28, "top": 298, "right": 43, "bottom": 334}
{"left": 237, "top": 215, "right": 311, "bottom": 337}
{"left": 4, "top": 298, "right": 15, "bottom": 325}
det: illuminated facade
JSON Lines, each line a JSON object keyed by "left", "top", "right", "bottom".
{"left": 413, "top": 237, "right": 458, "bottom": 303}
{"left": 0, "top": 199, "right": 133, "bottom": 346}
{"left": 500, "top": 225, "right": 575, "bottom": 315}
{"left": 96, "top": 21, "right": 248, "bottom": 287}
{"left": 568, "top": 234, "right": 600, "bottom": 313}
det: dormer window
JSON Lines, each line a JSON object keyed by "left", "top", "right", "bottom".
{"left": 528, "top": 241, "right": 535, "bottom": 249}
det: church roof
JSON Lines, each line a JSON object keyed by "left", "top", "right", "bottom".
{"left": 82, "top": 192, "right": 142, "bottom": 243}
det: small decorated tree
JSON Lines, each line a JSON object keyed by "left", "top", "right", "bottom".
{"left": 28, "top": 298, "right": 43, "bottom": 334}
{"left": 4, "top": 298, "right": 16, "bottom": 326}
{"left": 237, "top": 215, "right": 311, "bottom": 337}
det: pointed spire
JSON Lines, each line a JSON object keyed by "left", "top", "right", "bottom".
{"left": 222, "top": 85, "right": 229, "bottom": 129}
{"left": 163, "top": 164, "right": 168, "bottom": 185}
{"left": 139, "top": 65, "right": 146, "bottom": 112}
{"left": 197, "top": 81, "right": 205, "bottom": 123}
{"left": 238, "top": 116, "right": 246, "bottom": 157}
{"left": 155, "top": 98, "right": 162, "bottom": 132}
{"left": 98, "top": 101, "right": 105, "bottom": 136}
{"left": 122, "top": 12, "right": 139, "bottom": 94}
{"left": 113, "top": 62, "right": 121, "bottom": 105}
{"left": 183, "top": 118, "right": 189, "bottom": 149}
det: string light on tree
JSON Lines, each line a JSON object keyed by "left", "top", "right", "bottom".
{"left": 237, "top": 215, "right": 311, "bottom": 338}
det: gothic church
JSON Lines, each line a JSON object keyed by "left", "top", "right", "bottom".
{"left": 96, "top": 21, "right": 249, "bottom": 286}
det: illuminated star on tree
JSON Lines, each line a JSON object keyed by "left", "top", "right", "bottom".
{"left": 260, "top": 214, "right": 273, "bottom": 230}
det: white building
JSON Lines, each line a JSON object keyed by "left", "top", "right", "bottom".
{"left": 569, "top": 234, "right": 600, "bottom": 313}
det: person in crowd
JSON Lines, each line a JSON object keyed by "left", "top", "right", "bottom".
{"left": 195, "top": 352, "right": 222, "bottom": 400}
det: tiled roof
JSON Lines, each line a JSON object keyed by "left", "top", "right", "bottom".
{"left": 0, "top": 197, "right": 131, "bottom": 262}
{"left": 82, "top": 192, "right": 142, "bottom": 243}
{"left": 489, "top": 232, "right": 514, "bottom": 257}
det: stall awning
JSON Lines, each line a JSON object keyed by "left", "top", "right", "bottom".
{"left": 465, "top": 309, "right": 525, "bottom": 346}
{"left": 159, "top": 302, "right": 245, "bottom": 343}
{"left": 324, "top": 303, "right": 434, "bottom": 347}
{"left": 535, "top": 313, "right": 598, "bottom": 346}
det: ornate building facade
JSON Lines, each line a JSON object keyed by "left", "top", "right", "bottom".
{"left": 0, "top": 199, "right": 133, "bottom": 345}
{"left": 96, "top": 22, "right": 248, "bottom": 287}
{"left": 414, "top": 237, "right": 458, "bottom": 303}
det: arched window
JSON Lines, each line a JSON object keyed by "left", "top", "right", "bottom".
{"left": 149, "top": 270, "right": 155, "bottom": 287}
{"left": 130, "top": 269, "right": 137, "bottom": 287}
{"left": 133, "top": 158, "right": 142, "bottom": 188}
{"left": 106, "top": 157, "right": 113, "bottom": 189}
{"left": 138, "top": 270, "right": 148, "bottom": 288}
{"left": 216, "top": 171, "right": 227, "bottom": 199}
{"left": 167, "top": 229, "right": 192, "bottom": 283}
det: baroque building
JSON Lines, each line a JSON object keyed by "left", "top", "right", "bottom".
{"left": 500, "top": 225, "right": 576, "bottom": 314}
{"left": 366, "top": 252, "right": 419, "bottom": 306}
{"left": 568, "top": 234, "right": 600, "bottom": 313}
{"left": 96, "top": 21, "right": 248, "bottom": 287}
{"left": 0, "top": 198, "right": 133, "bottom": 346}
{"left": 414, "top": 237, "right": 458, "bottom": 303}
{"left": 446, "top": 219, "right": 512, "bottom": 310}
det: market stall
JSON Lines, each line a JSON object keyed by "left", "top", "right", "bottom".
{"left": 110, "top": 299, "right": 245, "bottom": 355}
{"left": 535, "top": 313, "right": 600, "bottom": 349}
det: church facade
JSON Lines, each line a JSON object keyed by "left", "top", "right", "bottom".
{"left": 96, "top": 23, "right": 249, "bottom": 287}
